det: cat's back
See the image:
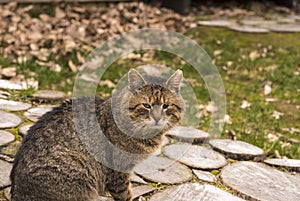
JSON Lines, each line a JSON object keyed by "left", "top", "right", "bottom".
{"left": 11, "top": 97, "right": 107, "bottom": 201}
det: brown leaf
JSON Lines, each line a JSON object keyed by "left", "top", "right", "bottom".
{"left": 68, "top": 60, "right": 78, "bottom": 73}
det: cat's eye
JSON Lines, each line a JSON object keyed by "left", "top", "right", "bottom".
{"left": 142, "top": 103, "right": 151, "bottom": 109}
{"left": 162, "top": 104, "right": 169, "bottom": 109}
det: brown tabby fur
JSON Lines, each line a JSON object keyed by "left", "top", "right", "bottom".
{"left": 10, "top": 69, "right": 184, "bottom": 201}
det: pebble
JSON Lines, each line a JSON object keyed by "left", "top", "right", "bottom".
{"left": 0, "top": 160, "right": 13, "bottom": 188}
{"left": 18, "top": 124, "right": 33, "bottom": 136}
{"left": 0, "top": 79, "right": 38, "bottom": 90}
{"left": 32, "top": 90, "right": 66, "bottom": 101}
{"left": 163, "top": 144, "right": 227, "bottom": 169}
{"left": 149, "top": 183, "right": 245, "bottom": 201}
{"left": 192, "top": 169, "right": 216, "bottom": 183}
{"left": 132, "top": 185, "right": 156, "bottom": 199}
{"left": 209, "top": 139, "right": 264, "bottom": 160}
{"left": 221, "top": 161, "right": 300, "bottom": 201}
{"left": 134, "top": 156, "right": 192, "bottom": 184}
{"left": 166, "top": 126, "right": 209, "bottom": 143}
{"left": 0, "top": 99, "right": 32, "bottom": 111}
{"left": 0, "top": 110, "right": 23, "bottom": 128}
{"left": 229, "top": 25, "right": 270, "bottom": 33}
{"left": 24, "top": 105, "right": 56, "bottom": 122}
{"left": 0, "top": 130, "right": 15, "bottom": 146}
{"left": 264, "top": 158, "right": 300, "bottom": 172}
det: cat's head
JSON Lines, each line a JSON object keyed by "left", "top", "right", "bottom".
{"left": 126, "top": 69, "right": 184, "bottom": 137}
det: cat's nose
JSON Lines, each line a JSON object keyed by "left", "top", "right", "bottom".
{"left": 151, "top": 105, "right": 162, "bottom": 123}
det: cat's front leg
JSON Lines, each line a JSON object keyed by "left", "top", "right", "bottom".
{"left": 106, "top": 171, "right": 132, "bottom": 201}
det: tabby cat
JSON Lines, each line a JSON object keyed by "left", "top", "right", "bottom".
{"left": 10, "top": 68, "right": 184, "bottom": 201}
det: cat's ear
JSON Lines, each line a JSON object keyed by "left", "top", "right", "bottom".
{"left": 165, "top": 69, "right": 183, "bottom": 93}
{"left": 128, "top": 69, "right": 147, "bottom": 92}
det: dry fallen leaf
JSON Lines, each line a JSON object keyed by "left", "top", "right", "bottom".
{"left": 240, "top": 100, "right": 251, "bottom": 109}
{"left": 272, "top": 110, "right": 284, "bottom": 119}
{"left": 264, "top": 84, "right": 272, "bottom": 95}
{"left": 68, "top": 60, "right": 78, "bottom": 73}
{"left": 213, "top": 49, "right": 223, "bottom": 56}
{"left": 249, "top": 50, "right": 260, "bottom": 60}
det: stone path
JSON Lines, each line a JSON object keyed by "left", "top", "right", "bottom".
{"left": 197, "top": 14, "right": 300, "bottom": 33}
{"left": 0, "top": 90, "right": 300, "bottom": 201}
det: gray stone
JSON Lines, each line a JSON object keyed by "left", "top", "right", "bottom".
{"left": 149, "top": 183, "right": 245, "bottom": 201}
{"left": 229, "top": 25, "right": 270, "bottom": 33}
{"left": 24, "top": 105, "right": 56, "bottom": 122}
{"left": 18, "top": 124, "right": 33, "bottom": 136}
{"left": 264, "top": 158, "right": 300, "bottom": 172}
{"left": 221, "top": 161, "right": 300, "bottom": 201}
{"left": 209, "top": 139, "right": 265, "bottom": 160}
{"left": 270, "top": 24, "right": 300, "bottom": 32}
{"left": 0, "top": 160, "right": 13, "bottom": 188}
{"left": 197, "top": 20, "right": 236, "bottom": 27}
{"left": 0, "top": 130, "right": 15, "bottom": 146}
{"left": 32, "top": 90, "right": 66, "bottom": 101}
{"left": 163, "top": 144, "right": 227, "bottom": 169}
{"left": 134, "top": 156, "right": 192, "bottom": 184}
{"left": 0, "top": 99, "right": 32, "bottom": 111}
{"left": 130, "top": 173, "right": 147, "bottom": 184}
{"left": 192, "top": 169, "right": 216, "bottom": 183}
{"left": 166, "top": 126, "right": 209, "bottom": 143}
{"left": 0, "top": 79, "right": 38, "bottom": 90}
{"left": 0, "top": 111, "right": 23, "bottom": 128}
{"left": 132, "top": 185, "right": 156, "bottom": 199}
{"left": 240, "top": 20, "right": 276, "bottom": 27}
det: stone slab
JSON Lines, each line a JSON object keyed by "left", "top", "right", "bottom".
{"left": 0, "top": 79, "right": 38, "bottom": 90}
{"left": 149, "top": 183, "right": 245, "bottom": 201}
{"left": 240, "top": 20, "right": 277, "bottom": 27}
{"left": 0, "top": 160, "right": 13, "bottom": 188}
{"left": 221, "top": 161, "right": 300, "bottom": 201}
{"left": 0, "top": 110, "right": 23, "bottom": 128}
{"left": 130, "top": 173, "right": 147, "bottom": 184}
{"left": 163, "top": 144, "right": 227, "bottom": 169}
{"left": 264, "top": 158, "right": 300, "bottom": 172}
{"left": 166, "top": 126, "right": 209, "bottom": 143}
{"left": 198, "top": 20, "right": 236, "bottom": 27}
{"left": 24, "top": 105, "right": 56, "bottom": 122}
{"left": 18, "top": 124, "right": 33, "bottom": 136}
{"left": 270, "top": 24, "right": 300, "bottom": 32}
{"left": 0, "top": 99, "right": 32, "bottom": 111}
{"left": 209, "top": 139, "right": 265, "bottom": 160}
{"left": 0, "top": 130, "right": 15, "bottom": 146}
{"left": 132, "top": 185, "right": 156, "bottom": 199}
{"left": 32, "top": 90, "right": 66, "bottom": 101}
{"left": 192, "top": 169, "right": 216, "bottom": 183}
{"left": 229, "top": 25, "right": 270, "bottom": 33}
{"left": 134, "top": 156, "right": 192, "bottom": 184}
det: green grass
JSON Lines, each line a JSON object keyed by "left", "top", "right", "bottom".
{"left": 1, "top": 27, "right": 299, "bottom": 159}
